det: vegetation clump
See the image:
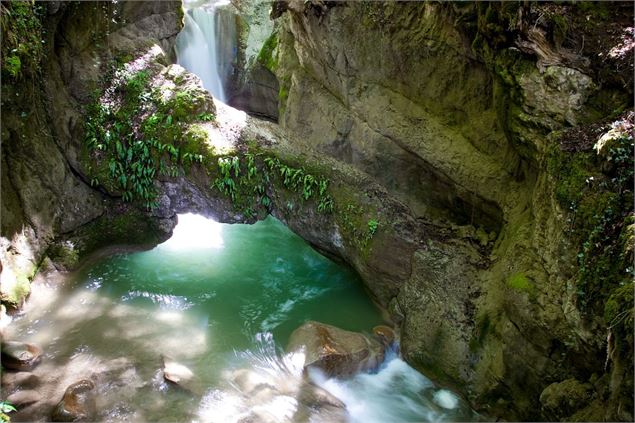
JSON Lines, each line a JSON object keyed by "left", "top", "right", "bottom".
{"left": 84, "top": 57, "right": 213, "bottom": 208}
{"left": 549, "top": 113, "right": 634, "bottom": 358}
{"left": 212, "top": 152, "right": 334, "bottom": 218}
{"left": 0, "top": 1, "right": 45, "bottom": 80}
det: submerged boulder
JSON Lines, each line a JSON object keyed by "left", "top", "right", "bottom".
{"left": 51, "top": 379, "right": 96, "bottom": 422}
{"left": 161, "top": 355, "right": 202, "bottom": 395}
{"left": 287, "top": 321, "right": 384, "bottom": 377}
{"left": 1, "top": 341, "right": 43, "bottom": 371}
{"left": 6, "top": 390, "right": 41, "bottom": 407}
{"left": 1, "top": 371, "right": 40, "bottom": 389}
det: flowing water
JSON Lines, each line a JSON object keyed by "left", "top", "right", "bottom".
{"left": 175, "top": 0, "right": 236, "bottom": 102}
{"left": 3, "top": 215, "right": 478, "bottom": 422}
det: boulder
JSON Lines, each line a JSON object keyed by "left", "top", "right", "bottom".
{"left": 372, "top": 325, "right": 395, "bottom": 347}
{"left": 51, "top": 379, "right": 96, "bottom": 422}
{"left": 7, "top": 390, "right": 41, "bottom": 407}
{"left": 1, "top": 341, "right": 43, "bottom": 371}
{"left": 161, "top": 355, "right": 202, "bottom": 395}
{"left": 1, "top": 371, "right": 40, "bottom": 389}
{"left": 539, "top": 378, "right": 593, "bottom": 420}
{"left": 287, "top": 321, "right": 384, "bottom": 377}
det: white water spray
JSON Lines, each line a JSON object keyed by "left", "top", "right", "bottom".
{"left": 176, "top": 0, "right": 232, "bottom": 102}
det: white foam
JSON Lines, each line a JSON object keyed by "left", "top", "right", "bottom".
{"left": 433, "top": 390, "right": 459, "bottom": 410}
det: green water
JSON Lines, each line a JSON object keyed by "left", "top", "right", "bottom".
{"left": 6, "top": 215, "right": 478, "bottom": 422}
{"left": 75, "top": 215, "right": 384, "bottom": 366}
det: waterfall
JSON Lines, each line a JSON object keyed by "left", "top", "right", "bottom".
{"left": 176, "top": 0, "right": 235, "bottom": 102}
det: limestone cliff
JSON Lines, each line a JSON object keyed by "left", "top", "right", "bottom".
{"left": 261, "top": 1, "right": 633, "bottom": 420}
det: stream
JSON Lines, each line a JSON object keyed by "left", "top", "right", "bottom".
{"left": 3, "top": 215, "right": 478, "bottom": 422}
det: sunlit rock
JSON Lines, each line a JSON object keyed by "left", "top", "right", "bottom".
{"left": 287, "top": 321, "right": 384, "bottom": 378}
{"left": 372, "top": 325, "right": 395, "bottom": 348}
{"left": 1, "top": 341, "right": 43, "bottom": 371}
{"left": 51, "top": 379, "right": 97, "bottom": 422}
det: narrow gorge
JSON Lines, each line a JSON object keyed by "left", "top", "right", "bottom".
{"left": 0, "top": 1, "right": 633, "bottom": 422}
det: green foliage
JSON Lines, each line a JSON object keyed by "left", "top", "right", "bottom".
{"left": 197, "top": 112, "right": 215, "bottom": 122}
{"left": 212, "top": 154, "right": 334, "bottom": 217}
{"left": 1, "top": 1, "right": 45, "bottom": 80}
{"left": 84, "top": 65, "right": 211, "bottom": 209}
{"left": 213, "top": 154, "right": 270, "bottom": 218}
{"left": 3, "top": 55, "right": 20, "bottom": 78}
{"left": 367, "top": 219, "right": 379, "bottom": 237}
{"left": 337, "top": 204, "right": 379, "bottom": 250}
{"left": 0, "top": 400, "right": 16, "bottom": 420}
{"left": 264, "top": 157, "right": 334, "bottom": 213}
{"left": 549, "top": 132, "right": 634, "bottom": 318}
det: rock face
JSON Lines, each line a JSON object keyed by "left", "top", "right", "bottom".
{"left": 260, "top": 1, "right": 633, "bottom": 420}
{"left": 1, "top": 341, "right": 43, "bottom": 371}
{"left": 0, "top": 1, "right": 184, "bottom": 309}
{"left": 287, "top": 321, "right": 384, "bottom": 377}
{"left": 539, "top": 378, "right": 593, "bottom": 421}
{"left": 51, "top": 379, "right": 97, "bottom": 422}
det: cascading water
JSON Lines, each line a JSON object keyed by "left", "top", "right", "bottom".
{"left": 176, "top": 0, "right": 236, "bottom": 102}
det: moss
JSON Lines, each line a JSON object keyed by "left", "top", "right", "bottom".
{"left": 47, "top": 241, "right": 80, "bottom": 270}
{"left": 507, "top": 272, "right": 533, "bottom": 293}
{"left": 551, "top": 14, "right": 569, "bottom": 48}
{"left": 330, "top": 184, "right": 380, "bottom": 256}
{"left": 257, "top": 31, "right": 278, "bottom": 72}
{"left": 1, "top": 272, "right": 31, "bottom": 308}
{"left": 470, "top": 313, "right": 492, "bottom": 351}
{"left": 1, "top": 1, "right": 45, "bottom": 80}
{"left": 71, "top": 209, "right": 166, "bottom": 260}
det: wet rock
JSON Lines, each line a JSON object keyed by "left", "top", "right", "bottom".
{"left": 1, "top": 341, "right": 43, "bottom": 371}
{"left": 161, "top": 355, "right": 193, "bottom": 384}
{"left": 287, "top": 321, "right": 384, "bottom": 377}
{"left": 539, "top": 378, "right": 593, "bottom": 420}
{"left": 297, "top": 380, "right": 345, "bottom": 409}
{"left": 161, "top": 355, "right": 202, "bottom": 395}
{"left": 1, "top": 371, "right": 40, "bottom": 389}
{"left": 51, "top": 379, "right": 96, "bottom": 422}
{"left": 372, "top": 325, "right": 395, "bottom": 347}
{"left": 7, "top": 390, "right": 41, "bottom": 407}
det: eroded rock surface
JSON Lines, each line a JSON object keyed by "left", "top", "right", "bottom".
{"left": 51, "top": 379, "right": 97, "bottom": 422}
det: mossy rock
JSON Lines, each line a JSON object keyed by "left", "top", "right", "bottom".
{"left": 539, "top": 378, "right": 593, "bottom": 420}
{"left": 68, "top": 208, "right": 169, "bottom": 261}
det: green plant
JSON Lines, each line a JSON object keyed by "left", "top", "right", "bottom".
{"left": 84, "top": 63, "right": 210, "bottom": 209}
{"left": 264, "top": 157, "right": 334, "bottom": 213}
{"left": 197, "top": 112, "right": 215, "bottom": 122}
{"left": 0, "top": 400, "right": 16, "bottom": 422}
{"left": 212, "top": 154, "right": 334, "bottom": 216}
{"left": 1, "top": 1, "right": 45, "bottom": 80}
{"left": 3, "top": 55, "right": 20, "bottom": 78}
{"left": 367, "top": 219, "right": 379, "bottom": 237}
